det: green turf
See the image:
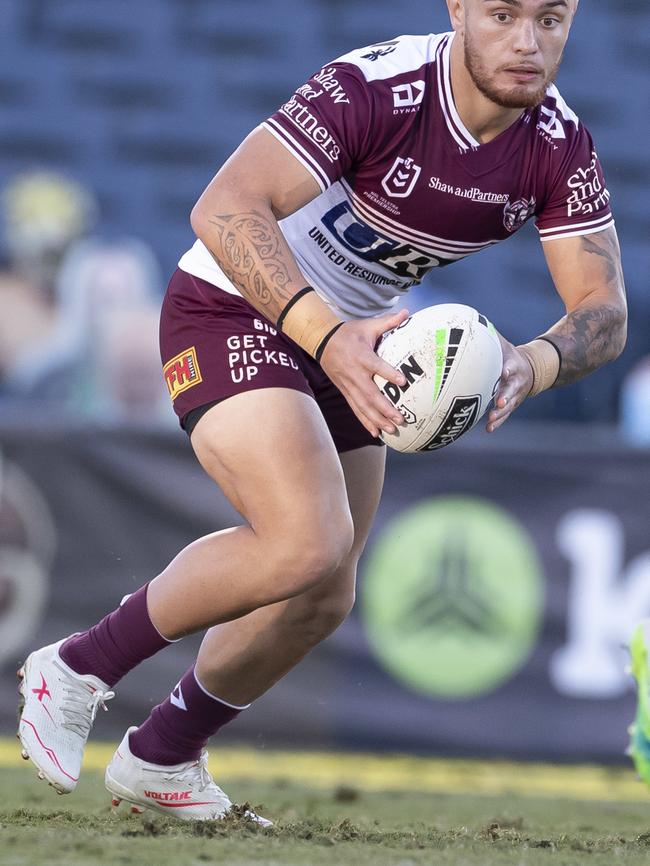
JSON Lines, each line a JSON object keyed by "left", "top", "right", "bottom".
{"left": 2, "top": 767, "right": 650, "bottom": 866}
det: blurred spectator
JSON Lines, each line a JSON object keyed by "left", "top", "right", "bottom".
{"left": 0, "top": 171, "right": 97, "bottom": 388}
{"left": 620, "top": 357, "right": 650, "bottom": 446}
{"left": 7, "top": 237, "right": 171, "bottom": 424}
{"left": 0, "top": 170, "right": 171, "bottom": 425}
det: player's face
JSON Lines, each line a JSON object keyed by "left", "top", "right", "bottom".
{"left": 460, "top": 0, "right": 576, "bottom": 109}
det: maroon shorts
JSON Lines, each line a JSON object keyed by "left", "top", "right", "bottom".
{"left": 159, "top": 269, "right": 381, "bottom": 453}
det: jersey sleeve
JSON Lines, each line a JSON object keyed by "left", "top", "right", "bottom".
{"left": 262, "top": 64, "right": 374, "bottom": 194}
{"left": 536, "top": 125, "right": 614, "bottom": 243}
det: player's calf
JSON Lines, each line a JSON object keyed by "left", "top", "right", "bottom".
{"left": 278, "top": 574, "right": 356, "bottom": 647}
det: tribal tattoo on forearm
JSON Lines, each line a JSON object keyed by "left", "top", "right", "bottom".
{"left": 207, "top": 210, "right": 296, "bottom": 319}
{"left": 546, "top": 230, "right": 627, "bottom": 386}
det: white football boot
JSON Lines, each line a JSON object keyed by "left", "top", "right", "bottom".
{"left": 17, "top": 639, "right": 115, "bottom": 793}
{"left": 105, "top": 727, "right": 272, "bottom": 826}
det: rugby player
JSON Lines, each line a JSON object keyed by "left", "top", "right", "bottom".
{"left": 18, "top": 0, "right": 627, "bottom": 821}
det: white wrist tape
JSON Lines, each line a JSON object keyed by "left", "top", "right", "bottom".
{"left": 280, "top": 291, "right": 342, "bottom": 359}
{"left": 518, "top": 339, "right": 561, "bottom": 397}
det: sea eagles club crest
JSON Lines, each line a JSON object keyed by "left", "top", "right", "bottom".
{"left": 382, "top": 157, "right": 422, "bottom": 199}
{"left": 503, "top": 197, "right": 536, "bottom": 232}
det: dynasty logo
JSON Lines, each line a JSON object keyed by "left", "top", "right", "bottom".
{"left": 392, "top": 80, "right": 425, "bottom": 112}
{"left": 163, "top": 347, "right": 202, "bottom": 401}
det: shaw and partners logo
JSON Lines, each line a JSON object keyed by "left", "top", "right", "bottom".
{"left": 565, "top": 151, "right": 610, "bottom": 219}
{"left": 163, "top": 347, "right": 202, "bottom": 401}
{"left": 280, "top": 97, "right": 341, "bottom": 163}
{"left": 362, "top": 497, "right": 543, "bottom": 699}
{"left": 429, "top": 176, "right": 509, "bottom": 205}
{"left": 312, "top": 67, "right": 350, "bottom": 104}
{"left": 295, "top": 67, "right": 351, "bottom": 105}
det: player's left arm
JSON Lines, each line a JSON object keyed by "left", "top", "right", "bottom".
{"left": 487, "top": 225, "right": 627, "bottom": 432}
{"left": 539, "top": 225, "right": 627, "bottom": 384}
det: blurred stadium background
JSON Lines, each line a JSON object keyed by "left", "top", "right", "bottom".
{"left": 1, "top": 0, "right": 650, "bottom": 792}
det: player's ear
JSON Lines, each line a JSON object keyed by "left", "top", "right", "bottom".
{"left": 446, "top": 0, "right": 465, "bottom": 32}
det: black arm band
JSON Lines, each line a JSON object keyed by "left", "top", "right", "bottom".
{"left": 535, "top": 336, "right": 563, "bottom": 384}
{"left": 315, "top": 322, "right": 345, "bottom": 363}
{"left": 276, "top": 287, "right": 315, "bottom": 332}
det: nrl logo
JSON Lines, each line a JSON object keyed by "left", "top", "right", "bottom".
{"left": 398, "top": 404, "right": 417, "bottom": 425}
{"left": 503, "top": 196, "right": 536, "bottom": 233}
{"left": 382, "top": 157, "right": 422, "bottom": 199}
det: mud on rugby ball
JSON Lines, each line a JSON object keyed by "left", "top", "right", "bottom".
{"left": 374, "top": 303, "right": 503, "bottom": 453}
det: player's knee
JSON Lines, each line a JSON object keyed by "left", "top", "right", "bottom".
{"left": 263, "top": 512, "right": 355, "bottom": 603}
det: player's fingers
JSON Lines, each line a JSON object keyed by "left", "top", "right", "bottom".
{"left": 355, "top": 401, "right": 393, "bottom": 437}
{"left": 366, "top": 389, "right": 404, "bottom": 431}
{"left": 353, "top": 380, "right": 403, "bottom": 433}
{"left": 374, "top": 308, "right": 410, "bottom": 336}
{"left": 374, "top": 356, "right": 407, "bottom": 388}
{"left": 486, "top": 409, "right": 512, "bottom": 433}
{"left": 490, "top": 412, "right": 512, "bottom": 433}
{"left": 490, "top": 375, "right": 529, "bottom": 424}
{"left": 341, "top": 386, "right": 380, "bottom": 437}
{"left": 494, "top": 369, "right": 526, "bottom": 405}
{"left": 357, "top": 409, "right": 380, "bottom": 438}
{"left": 342, "top": 378, "right": 398, "bottom": 435}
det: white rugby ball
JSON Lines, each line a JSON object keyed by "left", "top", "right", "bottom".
{"left": 374, "top": 303, "right": 502, "bottom": 453}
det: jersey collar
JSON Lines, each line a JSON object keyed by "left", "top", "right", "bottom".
{"left": 437, "top": 32, "right": 480, "bottom": 152}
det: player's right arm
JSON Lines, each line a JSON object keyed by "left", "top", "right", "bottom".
{"left": 190, "top": 126, "right": 407, "bottom": 437}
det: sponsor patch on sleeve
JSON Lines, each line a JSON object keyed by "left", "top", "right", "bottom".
{"left": 163, "top": 347, "right": 202, "bottom": 401}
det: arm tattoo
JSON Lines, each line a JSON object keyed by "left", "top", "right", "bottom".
{"left": 207, "top": 210, "right": 295, "bottom": 319}
{"left": 550, "top": 303, "right": 625, "bottom": 386}
{"left": 579, "top": 232, "right": 624, "bottom": 287}
{"left": 546, "top": 231, "right": 627, "bottom": 387}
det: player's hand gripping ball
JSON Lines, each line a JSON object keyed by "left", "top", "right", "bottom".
{"left": 373, "top": 303, "right": 503, "bottom": 452}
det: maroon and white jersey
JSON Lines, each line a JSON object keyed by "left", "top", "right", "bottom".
{"left": 180, "top": 32, "right": 614, "bottom": 319}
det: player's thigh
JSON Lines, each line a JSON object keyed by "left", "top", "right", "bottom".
{"left": 340, "top": 444, "right": 386, "bottom": 560}
{"left": 190, "top": 387, "right": 353, "bottom": 548}
{"left": 306, "top": 443, "right": 387, "bottom": 600}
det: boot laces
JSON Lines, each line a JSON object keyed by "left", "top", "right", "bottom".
{"left": 166, "top": 752, "right": 226, "bottom": 796}
{"left": 55, "top": 663, "right": 115, "bottom": 738}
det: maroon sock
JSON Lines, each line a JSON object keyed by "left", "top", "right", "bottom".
{"left": 128, "top": 666, "right": 246, "bottom": 765}
{"left": 59, "top": 584, "right": 172, "bottom": 688}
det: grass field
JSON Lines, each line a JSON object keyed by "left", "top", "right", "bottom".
{"left": 3, "top": 740, "right": 650, "bottom": 866}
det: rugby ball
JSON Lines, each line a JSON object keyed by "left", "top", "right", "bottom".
{"left": 374, "top": 304, "right": 502, "bottom": 453}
